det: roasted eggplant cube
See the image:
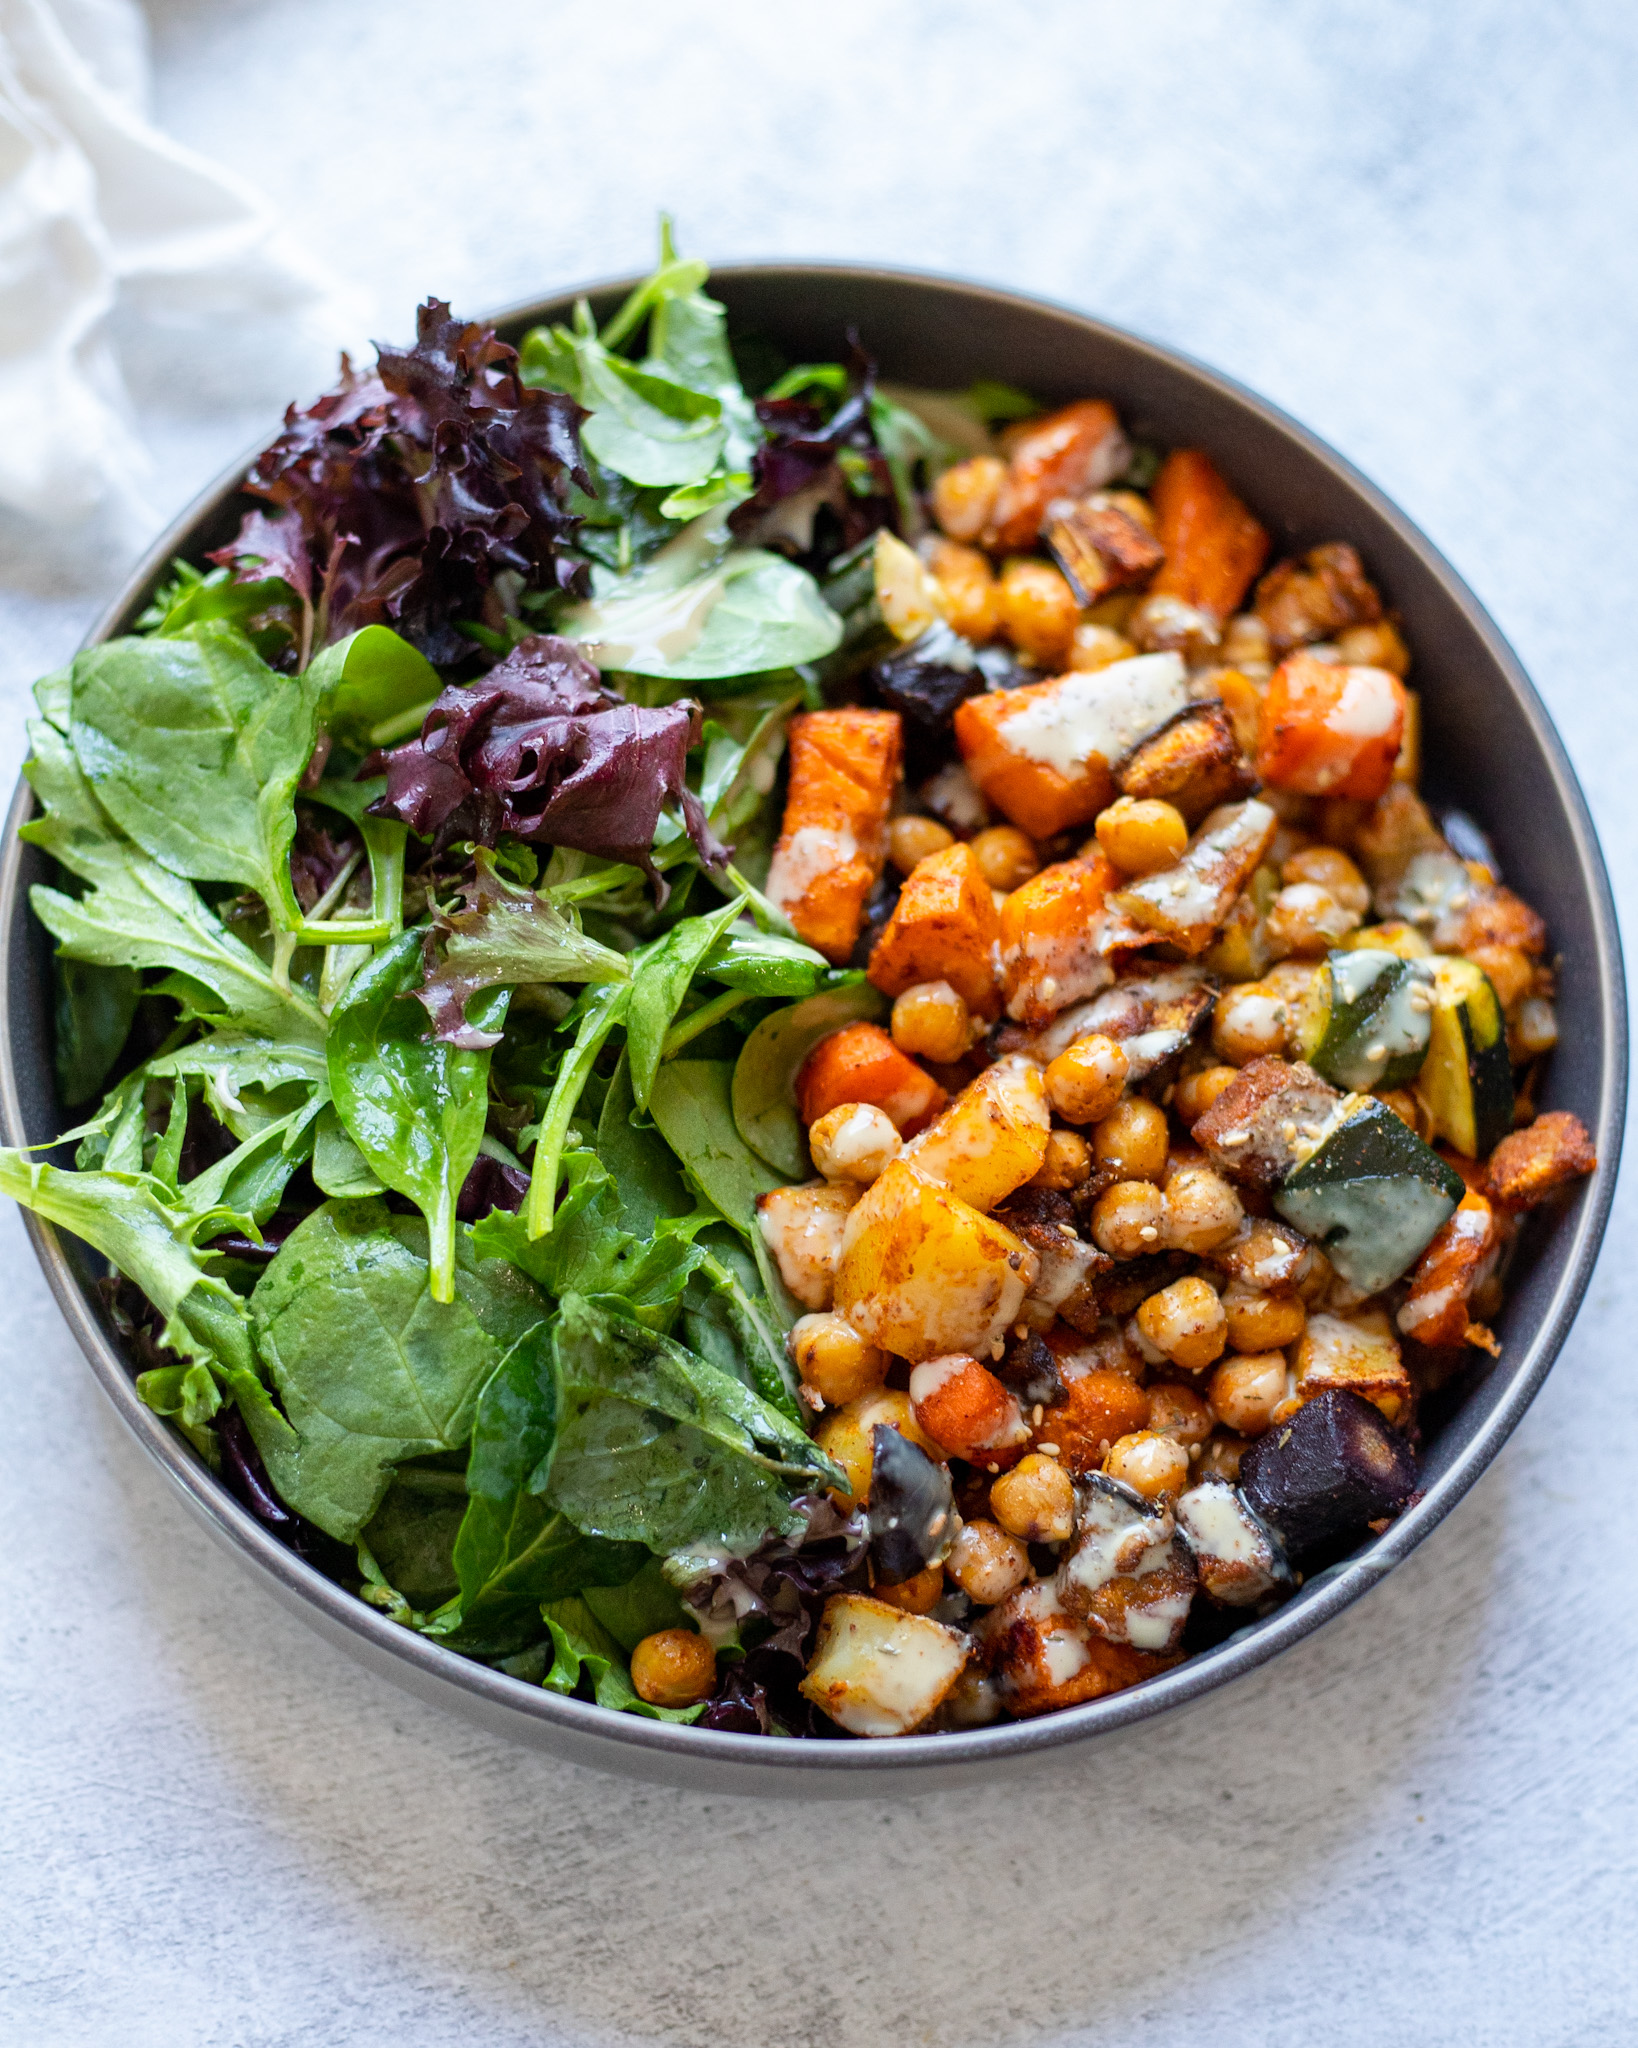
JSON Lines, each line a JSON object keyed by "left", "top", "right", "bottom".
{"left": 1056, "top": 1474, "right": 1197, "bottom": 1653}
{"left": 1238, "top": 1388, "right": 1418, "bottom": 1564}
{"left": 1293, "top": 948, "right": 1433, "bottom": 1093}
{"left": 1274, "top": 1094, "right": 1465, "bottom": 1296}
{"left": 1176, "top": 1480, "right": 1291, "bottom": 1606}
{"left": 868, "top": 1425, "right": 956, "bottom": 1585}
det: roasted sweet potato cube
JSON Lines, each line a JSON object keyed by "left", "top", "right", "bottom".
{"left": 985, "top": 400, "right": 1130, "bottom": 553}
{"left": 1256, "top": 654, "right": 1407, "bottom": 803}
{"left": 1000, "top": 857, "right": 1116, "bottom": 1025}
{"left": 1148, "top": 450, "right": 1270, "bottom": 623}
{"left": 833, "top": 1160, "right": 1039, "bottom": 1363}
{"left": 901, "top": 1055, "right": 1051, "bottom": 1212}
{"left": 1116, "top": 704, "right": 1257, "bottom": 824}
{"left": 1253, "top": 542, "right": 1384, "bottom": 654}
{"left": 800, "top": 1594, "right": 969, "bottom": 1737}
{"left": 1108, "top": 797, "right": 1277, "bottom": 954}
{"left": 1191, "top": 1056, "right": 1342, "bottom": 1189}
{"left": 766, "top": 708, "right": 903, "bottom": 963}
{"left": 1486, "top": 1111, "right": 1597, "bottom": 1210}
{"left": 1396, "top": 1191, "right": 1503, "bottom": 1348}
{"left": 978, "top": 1580, "right": 1174, "bottom": 1717}
{"left": 795, "top": 1022, "right": 947, "bottom": 1134}
{"left": 1046, "top": 496, "right": 1165, "bottom": 605}
{"left": 953, "top": 653, "right": 1190, "bottom": 840}
{"left": 1029, "top": 1368, "right": 1151, "bottom": 1475}
{"left": 867, "top": 841, "right": 1001, "bottom": 1012}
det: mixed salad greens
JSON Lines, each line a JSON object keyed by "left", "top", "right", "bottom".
{"left": 6, "top": 227, "right": 1030, "bottom": 1730}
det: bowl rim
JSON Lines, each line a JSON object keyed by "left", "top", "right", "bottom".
{"left": 3, "top": 260, "right": 1626, "bottom": 1780}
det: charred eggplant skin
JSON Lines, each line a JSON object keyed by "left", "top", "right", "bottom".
{"left": 867, "top": 1426, "right": 956, "bottom": 1585}
{"left": 1238, "top": 1389, "right": 1418, "bottom": 1564}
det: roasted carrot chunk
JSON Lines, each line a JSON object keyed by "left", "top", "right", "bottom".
{"left": 1148, "top": 450, "right": 1269, "bottom": 623}
{"left": 953, "top": 653, "right": 1189, "bottom": 841}
{"left": 1396, "top": 1192, "right": 1503, "bottom": 1349}
{"left": 1486, "top": 1112, "right": 1597, "bottom": 1210}
{"left": 794, "top": 1022, "right": 947, "bottom": 1135}
{"left": 1028, "top": 1368, "right": 1152, "bottom": 1475}
{"left": 766, "top": 708, "right": 903, "bottom": 964}
{"left": 1000, "top": 857, "right": 1115, "bottom": 1025}
{"left": 867, "top": 841, "right": 1002, "bottom": 1012}
{"left": 1256, "top": 652, "right": 1407, "bottom": 802}
{"left": 985, "top": 400, "right": 1129, "bottom": 553}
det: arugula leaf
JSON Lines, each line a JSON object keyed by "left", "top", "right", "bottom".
{"left": 53, "top": 956, "right": 140, "bottom": 1106}
{"left": 730, "top": 982, "right": 887, "bottom": 1179}
{"left": 23, "top": 718, "right": 326, "bottom": 1045}
{"left": 327, "top": 930, "right": 508, "bottom": 1302}
{"left": 306, "top": 624, "right": 441, "bottom": 751}
{"left": 417, "top": 849, "right": 629, "bottom": 1049}
{"left": 542, "top": 1595, "right": 705, "bottom": 1723}
{"left": 648, "top": 1058, "right": 784, "bottom": 1234}
{"left": 625, "top": 896, "right": 745, "bottom": 1110}
{"left": 544, "top": 1292, "right": 840, "bottom": 1553}
{"left": 141, "top": 1034, "right": 328, "bottom": 1140}
{"left": 67, "top": 623, "right": 321, "bottom": 934}
{"left": 249, "top": 1200, "right": 543, "bottom": 1540}
{"left": 447, "top": 1322, "right": 644, "bottom": 1646}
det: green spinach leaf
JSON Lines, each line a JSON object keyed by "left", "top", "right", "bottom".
{"left": 307, "top": 624, "right": 441, "bottom": 751}
{"left": 542, "top": 1595, "right": 705, "bottom": 1723}
{"left": 52, "top": 956, "right": 140, "bottom": 1106}
{"left": 648, "top": 1058, "right": 784, "bottom": 1234}
{"left": 594, "top": 1053, "right": 693, "bottom": 1233}
{"left": 581, "top": 1555, "right": 692, "bottom": 1650}
{"left": 358, "top": 1463, "right": 469, "bottom": 1604}
{"left": 625, "top": 896, "right": 745, "bottom": 1110}
{"left": 327, "top": 929, "right": 508, "bottom": 1302}
{"left": 730, "top": 982, "right": 887, "bottom": 1179}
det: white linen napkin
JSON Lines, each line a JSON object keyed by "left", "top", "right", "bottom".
{"left": 0, "top": 0, "right": 327, "bottom": 528}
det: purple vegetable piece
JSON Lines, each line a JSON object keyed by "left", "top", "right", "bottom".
{"left": 731, "top": 335, "right": 895, "bottom": 560}
{"left": 455, "top": 1152, "right": 530, "bottom": 1222}
{"left": 866, "top": 1425, "right": 955, "bottom": 1586}
{"left": 1237, "top": 1389, "right": 1418, "bottom": 1564}
{"left": 216, "top": 1407, "right": 297, "bottom": 1529}
{"left": 372, "top": 632, "right": 726, "bottom": 886}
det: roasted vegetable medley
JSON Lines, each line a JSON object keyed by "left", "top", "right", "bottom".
{"left": 6, "top": 235, "right": 1597, "bottom": 1739}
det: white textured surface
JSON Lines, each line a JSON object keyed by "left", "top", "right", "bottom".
{"left": 2, "top": 3, "right": 1636, "bottom": 2042}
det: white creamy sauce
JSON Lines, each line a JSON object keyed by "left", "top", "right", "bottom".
{"left": 1178, "top": 1482, "right": 1266, "bottom": 1567}
{"left": 1061, "top": 1489, "right": 1170, "bottom": 1595}
{"left": 1118, "top": 799, "right": 1275, "bottom": 935}
{"left": 1326, "top": 665, "right": 1401, "bottom": 741}
{"left": 1041, "top": 1626, "right": 1091, "bottom": 1686}
{"left": 908, "top": 1355, "right": 971, "bottom": 1405}
{"left": 767, "top": 824, "right": 858, "bottom": 911}
{"left": 823, "top": 1104, "right": 898, "bottom": 1179}
{"left": 997, "top": 653, "right": 1188, "bottom": 780}
{"left": 1125, "top": 1563, "right": 1194, "bottom": 1650}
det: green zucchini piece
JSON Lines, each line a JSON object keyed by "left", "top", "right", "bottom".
{"left": 1420, "top": 957, "right": 1513, "bottom": 1158}
{"left": 1292, "top": 949, "right": 1433, "bottom": 1093}
{"left": 1274, "top": 1095, "right": 1464, "bottom": 1295}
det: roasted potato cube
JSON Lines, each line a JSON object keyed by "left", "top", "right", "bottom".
{"left": 1486, "top": 1111, "right": 1597, "bottom": 1210}
{"left": 767, "top": 708, "right": 903, "bottom": 964}
{"left": 1147, "top": 448, "right": 1270, "bottom": 623}
{"left": 867, "top": 840, "right": 1002, "bottom": 1013}
{"left": 795, "top": 1021, "right": 947, "bottom": 1135}
{"left": 1253, "top": 541, "right": 1384, "bottom": 654}
{"left": 978, "top": 1579, "right": 1175, "bottom": 1717}
{"left": 901, "top": 1054, "right": 1052, "bottom": 1212}
{"left": 755, "top": 1179, "right": 861, "bottom": 1310}
{"left": 999, "top": 856, "right": 1117, "bottom": 1026}
{"left": 985, "top": 399, "right": 1130, "bottom": 552}
{"left": 800, "top": 1593, "right": 970, "bottom": 1737}
{"left": 1115, "top": 705, "right": 1256, "bottom": 825}
{"left": 1108, "top": 797, "right": 1277, "bottom": 955}
{"left": 833, "top": 1160, "right": 1039, "bottom": 1363}
{"left": 953, "top": 654, "right": 1190, "bottom": 841}
{"left": 1292, "top": 1309, "right": 1412, "bottom": 1425}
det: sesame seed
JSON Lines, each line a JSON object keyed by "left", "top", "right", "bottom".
{"left": 1038, "top": 1443, "right": 1060, "bottom": 1457}
{"left": 1032, "top": 1404, "right": 1044, "bottom": 1424}
{"left": 1139, "top": 1225, "right": 1159, "bottom": 1241}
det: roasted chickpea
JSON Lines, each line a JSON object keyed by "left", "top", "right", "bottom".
{"left": 1335, "top": 619, "right": 1410, "bottom": 676}
{"left": 872, "top": 1562, "right": 946, "bottom": 1614}
{"left": 1103, "top": 1430, "right": 1190, "bottom": 1500}
{"left": 630, "top": 1629, "right": 716, "bottom": 1708}
{"left": 990, "top": 1453, "right": 1077, "bottom": 1543}
{"left": 1067, "top": 622, "right": 1137, "bottom": 672}
{"left": 1162, "top": 1163, "right": 1244, "bottom": 1253}
{"left": 1211, "top": 981, "right": 1289, "bottom": 1064}
{"left": 1095, "top": 796, "right": 1189, "bottom": 877}
{"left": 808, "top": 1102, "right": 901, "bottom": 1184}
{"left": 891, "top": 979, "right": 972, "bottom": 1063}
{"left": 1045, "top": 1033, "right": 1130, "bottom": 1124}
{"left": 946, "top": 1519, "right": 1032, "bottom": 1605}
{"left": 1207, "top": 1350, "right": 1290, "bottom": 1435}
{"left": 1031, "top": 1128, "right": 1093, "bottom": 1191}
{"left": 1091, "top": 1179, "right": 1167, "bottom": 1257}
{"left": 971, "top": 825, "right": 1040, "bottom": 892}
{"left": 1281, "top": 845, "right": 1370, "bottom": 917}
{"left": 932, "top": 455, "right": 1006, "bottom": 542}
{"left": 1174, "top": 1064, "right": 1240, "bottom": 1125}
{"left": 887, "top": 813, "right": 954, "bottom": 875}
{"left": 1136, "top": 1275, "right": 1227, "bottom": 1371}
{"left": 790, "top": 1312, "right": 889, "bottom": 1407}
{"left": 1221, "top": 1283, "right": 1307, "bottom": 1354}
{"left": 924, "top": 537, "right": 998, "bottom": 643}
{"left": 1091, "top": 1094, "right": 1170, "bottom": 1181}
{"left": 1146, "top": 1382, "right": 1214, "bottom": 1446}
{"left": 1195, "top": 1433, "right": 1249, "bottom": 1484}
{"left": 1222, "top": 611, "right": 1274, "bottom": 672}
{"left": 996, "top": 557, "right": 1080, "bottom": 666}
{"left": 1266, "top": 882, "right": 1361, "bottom": 958}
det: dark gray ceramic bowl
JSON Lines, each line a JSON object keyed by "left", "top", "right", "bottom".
{"left": 1, "top": 266, "right": 1624, "bottom": 1795}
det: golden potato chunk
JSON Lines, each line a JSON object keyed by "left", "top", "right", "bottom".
{"left": 900, "top": 1054, "right": 1052, "bottom": 1213}
{"left": 800, "top": 1593, "right": 970, "bottom": 1737}
{"left": 754, "top": 1180, "right": 861, "bottom": 1310}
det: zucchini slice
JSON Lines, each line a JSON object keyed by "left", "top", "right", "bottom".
{"left": 1274, "top": 1095, "right": 1465, "bottom": 1295}
{"left": 1292, "top": 948, "right": 1434, "bottom": 1093}
{"left": 1419, "top": 957, "right": 1513, "bottom": 1158}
